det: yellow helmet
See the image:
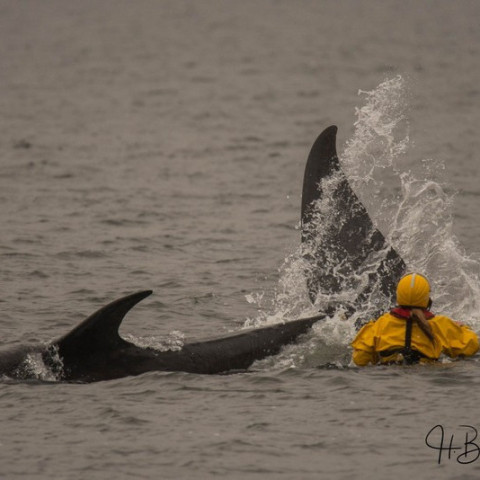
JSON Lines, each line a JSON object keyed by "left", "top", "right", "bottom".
{"left": 396, "top": 273, "right": 430, "bottom": 308}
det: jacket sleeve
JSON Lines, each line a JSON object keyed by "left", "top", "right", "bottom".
{"left": 351, "top": 321, "right": 378, "bottom": 366}
{"left": 433, "top": 318, "right": 479, "bottom": 358}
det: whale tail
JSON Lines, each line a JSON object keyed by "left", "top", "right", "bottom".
{"left": 301, "top": 126, "right": 406, "bottom": 318}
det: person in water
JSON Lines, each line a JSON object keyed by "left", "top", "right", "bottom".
{"left": 351, "top": 272, "right": 479, "bottom": 366}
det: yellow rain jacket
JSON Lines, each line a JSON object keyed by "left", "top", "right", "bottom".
{"left": 351, "top": 309, "right": 479, "bottom": 366}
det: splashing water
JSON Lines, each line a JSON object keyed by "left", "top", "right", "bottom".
{"left": 342, "top": 76, "right": 410, "bottom": 224}
{"left": 249, "top": 75, "right": 480, "bottom": 366}
{"left": 343, "top": 76, "right": 480, "bottom": 325}
{"left": 344, "top": 76, "right": 410, "bottom": 175}
{"left": 10, "top": 347, "right": 62, "bottom": 382}
{"left": 391, "top": 171, "right": 480, "bottom": 323}
{"left": 125, "top": 331, "right": 186, "bottom": 352}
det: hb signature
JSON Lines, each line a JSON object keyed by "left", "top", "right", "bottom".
{"left": 425, "top": 425, "right": 480, "bottom": 464}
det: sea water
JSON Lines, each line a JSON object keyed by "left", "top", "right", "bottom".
{"left": 1, "top": 1, "right": 480, "bottom": 479}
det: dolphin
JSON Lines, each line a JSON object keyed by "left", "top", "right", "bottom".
{"left": 0, "top": 125, "right": 405, "bottom": 383}
{"left": 0, "top": 290, "right": 326, "bottom": 382}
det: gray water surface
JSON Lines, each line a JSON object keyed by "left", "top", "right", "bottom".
{"left": 1, "top": 1, "right": 480, "bottom": 479}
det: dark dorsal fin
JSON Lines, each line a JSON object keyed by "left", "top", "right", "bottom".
{"left": 54, "top": 290, "right": 153, "bottom": 356}
{"left": 300, "top": 126, "right": 406, "bottom": 313}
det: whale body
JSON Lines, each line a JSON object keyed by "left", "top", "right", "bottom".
{"left": 0, "top": 291, "right": 325, "bottom": 382}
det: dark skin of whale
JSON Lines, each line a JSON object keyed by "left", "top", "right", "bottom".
{"left": 0, "top": 290, "right": 325, "bottom": 383}
{"left": 51, "top": 290, "right": 327, "bottom": 382}
{"left": 301, "top": 125, "right": 406, "bottom": 314}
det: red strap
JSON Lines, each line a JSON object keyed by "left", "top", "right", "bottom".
{"left": 390, "top": 307, "right": 435, "bottom": 320}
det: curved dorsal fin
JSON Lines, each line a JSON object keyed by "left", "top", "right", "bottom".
{"left": 55, "top": 290, "right": 153, "bottom": 356}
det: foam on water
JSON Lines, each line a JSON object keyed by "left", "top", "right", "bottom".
{"left": 250, "top": 76, "right": 480, "bottom": 367}
{"left": 124, "top": 332, "right": 186, "bottom": 352}
{"left": 9, "top": 349, "right": 61, "bottom": 382}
